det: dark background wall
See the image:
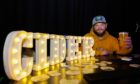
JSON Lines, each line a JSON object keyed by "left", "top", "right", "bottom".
{"left": 0, "top": 0, "right": 140, "bottom": 79}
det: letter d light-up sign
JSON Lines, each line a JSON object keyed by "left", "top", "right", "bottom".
{"left": 3, "top": 30, "right": 95, "bottom": 81}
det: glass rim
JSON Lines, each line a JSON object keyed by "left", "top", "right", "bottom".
{"left": 119, "top": 32, "right": 129, "bottom": 34}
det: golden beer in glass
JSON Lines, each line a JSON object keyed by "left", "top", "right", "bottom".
{"left": 119, "top": 32, "right": 128, "bottom": 48}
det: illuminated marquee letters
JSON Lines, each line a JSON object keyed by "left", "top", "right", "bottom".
{"left": 3, "top": 30, "right": 95, "bottom": 80}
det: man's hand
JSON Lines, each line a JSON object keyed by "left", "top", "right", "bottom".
{"left": 124, "top": 37, "right": 133, "bottom": 49}
{"left": 96, "top": 48, "right": 110, "bottom": 55}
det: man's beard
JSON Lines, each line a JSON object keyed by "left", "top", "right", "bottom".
{"left": 93, "top": 29, "right": 106, "bottom": 37}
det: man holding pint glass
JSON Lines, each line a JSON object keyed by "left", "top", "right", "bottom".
{"left": 84, "top": 15, "right": 133, "bottom": 56}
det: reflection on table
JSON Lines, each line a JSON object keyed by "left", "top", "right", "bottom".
{"left": 8, "top": 57, "right": 96, "bottom": 84}
{"left": 6, "top": 54, "right": 140, "bottom": 84}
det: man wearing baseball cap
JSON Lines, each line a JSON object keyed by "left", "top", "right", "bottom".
{"left": 84, "top": 15, "right": 133, "bottom": 55}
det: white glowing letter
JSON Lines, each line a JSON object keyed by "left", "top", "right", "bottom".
{"left": 88, "top": 37, "right": 95, "bottom": 56}
{"left": 82, "top": 37, "right": 95, "bottom": 58}
{"left": 33, "top": 33, "right": 49, "bottom": 71}
{"left": 66, "top": 36, "right": 76, "bottom": 61}
{"left": 59, "top": 35, "right": 66, "bottom": 62}
{"left": 75, "top": 36, "right": 82, "bottom": 59}
{"left": 3, "top": 31, "right": 33, "bottom": 80}
{"left": 49, "top": 35, "right": 60, "bottom": 65}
